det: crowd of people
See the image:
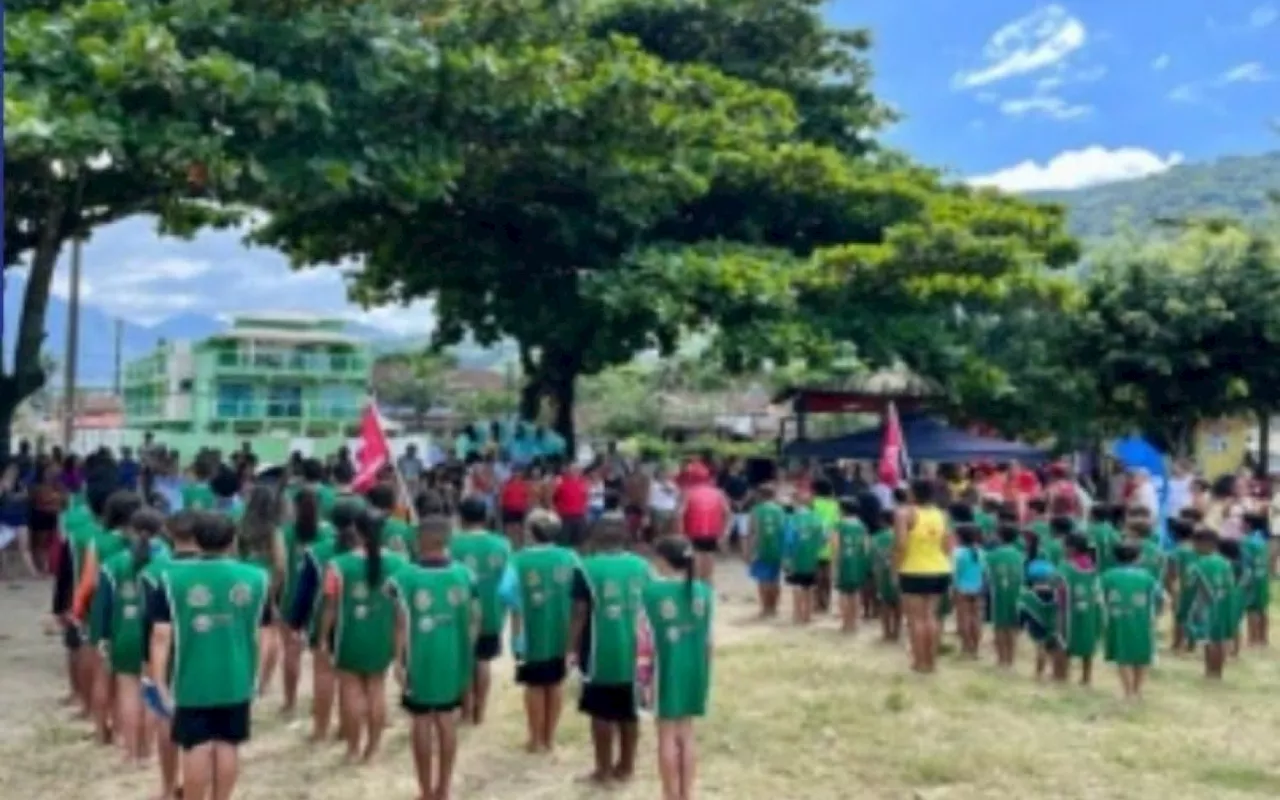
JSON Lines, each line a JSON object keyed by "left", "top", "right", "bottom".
{"left": 8, "top": 433, "right": 1280, "bottom": 800}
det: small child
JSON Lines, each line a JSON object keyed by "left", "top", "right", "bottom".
{"left": 1184, "top": 528, "right": 1234, "bottom": 680}
{"left": 1219, "top": 539, "right": 1246, "bottom": 658}
{"left": 1086, "top": 505, "right": 1120, "bottom": 573}
{"left": 976, "top": 496, "right": 1001, "bottom": 546}
{"left": 1026, "top": 498, "right": 1051, "bottom": 545}
{"left": 870, "top": 510, "right": 901, "bottom": 642}
{"left": 986, "top": 524, "right": 1025, "bottom": 668}
{"left": 1169, "top": 519, "right": 1198, "bottom": 651}
{"left": 1102, "top": 541, "right": 1161, "bottom": 699}
{"left": 1242, "top": 513, "right": 1270, "bottom": 646}
{"left": 951, "top": 523, "right": 986, "bottom": 657}
{"left": 1126, "top": 515, "right": 1166, "bottom": 615}
{"left": 1018, "top": 558, "right": 1063, "bottom": 682}
{"left": 1044, "top": 516, "right": 1073, "bottom": 567}
{"left": 1059, "top": 533, "right": 1102, "bottom": 686}
{"left": 833, "top": 498, "right": 871, "bottom": 634}
{"left": 746, "top": 485, "right": 786, "bottom": 618}
{"left": 784, "top": 501, "right": 826, "bottom": 625}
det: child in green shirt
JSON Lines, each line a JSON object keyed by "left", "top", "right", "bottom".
{"left": 833, "top": 497, "right": 872, "bottom": 634}
{"left": 1102, "top": 542, "right": 1161, "bottom": 699}
{"left": 1185, "top": 528, "right": 1235, "bottom": 680}
{"left": 986, "top": 524, "right": 1025, "bottom": 668}
{"left": 870, "top": 510, "right": 901, "bottom": 642}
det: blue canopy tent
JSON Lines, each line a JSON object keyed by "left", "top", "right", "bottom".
{"left": 782, "top": 414, "right": 1049, "bottom": 464}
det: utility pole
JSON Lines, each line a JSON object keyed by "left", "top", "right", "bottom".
{"left": 113, "top": 318, "right": 124, "bottom": 396}
{"left": 62, "top": 238, "right": 82, "bottom": 450}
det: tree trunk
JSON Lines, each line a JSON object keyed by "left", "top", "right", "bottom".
{"left": 549, "top": 370, "right": 577, "bottom": 460}
{"left": 519, "top": 376, "right": 543, "bottom": 423}
{"left": 0, "top": 381, "right": 20, "bottom": 461}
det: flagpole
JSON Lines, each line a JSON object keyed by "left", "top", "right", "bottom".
{"left": 371, "top": 394, "right": 418, "bottom": 524}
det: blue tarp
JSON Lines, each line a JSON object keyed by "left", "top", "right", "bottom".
{"left": 783, "top": 414, "right": 1049, "bottom": 464}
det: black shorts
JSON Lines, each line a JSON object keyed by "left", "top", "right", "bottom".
{"left": 899, "top": 573, "right": 952, "bottom": 597}
{"left": 579, "top": 682, "right": 638, "bottom": 723}
{"left": 501, "top": 508, "right": 527, "bottom": 526}
{"left": 171, "top": 702, "right": 251, "bottom": 750}
{"left": 475, "top": 633, "right": 501, "bottom": 662}
{"left": 560, "top": 516, "right": 588, "bottom": 548}
{"left": 516, "top": 658, "right": 567, "bottom": 688}
{"left": 690, "top": 537, "right": 719, "bottom": 554}
{"left": 786, "top": 572, "right": 817, "bottom": 588}
{"left": 401, "top": 694, "right": 462, "bottom": 716}
{"left": 63, "top": 624, "right": 84, "bottom": 651}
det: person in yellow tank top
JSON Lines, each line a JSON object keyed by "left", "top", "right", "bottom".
{"left": 895, "top": 480, "right": 953, "bottom": 674}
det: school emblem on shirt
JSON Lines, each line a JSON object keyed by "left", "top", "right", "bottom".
{"left": 447, "top": 587, "right": 464, "bottom": 606}
{"left": 660, "top": 599, "right": 677, "bottom": 620}
{"left": 192, "top": 614, "right": 212, "bottom": 633}
{"left": 465, "top": 556, "right": 479, "bottom": 571}
{"left": 414, "top": 590, "right": 432, "bottom": 611}
{"left": 229, "top": 583, "right": 252, "bottom": 607}
{"left": 351, "top": 582, "right": 370, "bottom": 600}
{"left": 187, "top": 585, "right": 212, "bottom": 609}
{"left": 354, "top": 604, "right": 368, "bottom": 620}
{"left": 603, "top": 581, "right": 620, "bottom": 599}
{"left": 691, "top": 597, "right": 706, "bottom": 618}
{"left": 667, "top": 627, "right": 680, "bottom": 643}
{"left": 553, "top": 566, "right": 571, "bottom": 584}
{"left": 1132, "top": 594, "right": 1147, "bottom": 608}
{"left": 418, "top": 617, "right": 435, "bottom": 633}
{"left": 526, "top": 571, "right": 541, "bottom": 588}
{"left": 123, "top": 605, "right": 138, "bottom": 620}
{"left": 120, "top": 582, "right": 137, "bottom": 600}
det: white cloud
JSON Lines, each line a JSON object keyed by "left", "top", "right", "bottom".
{"left": 1219, "top": 62, "right": 1273, "bottom": 83}
{"left": 345, "top": 302, "right": 437, "bottom": 337}
{"left": 1034, "top": 75, "right": 1064, "bottom": 94}
{"left": 968, "top": 146, "right": 1184, "bottom": 193}
{"left": 1168, "top": 82, "right": 1202, "bottom": 103}
{"left": 952, "top": 5, "right": 1087, "bottom": 88}
{"left": 112, "top": 257, "right": 212, "bottom": 286}
{"left": 50, "top": 271, "right": 95, "bottom": 301}
{"left": 1073, "top": 65, "right": 1108, "bottom": 82}
{"left": 999, "top": 96, "right": 1092, "bottom": 120}
{"left": 1151, "top": 54, "right": 1172, "bottom": 71}
{"left": 1250, "top": 4, "right": 1278, "bottom": 28}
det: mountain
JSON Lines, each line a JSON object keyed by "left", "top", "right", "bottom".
{"left": 1041, "top": 150, "right": 1280, "bottom": 239}
{"left": 1, "top": 276, "right": 509, "bottom": 387}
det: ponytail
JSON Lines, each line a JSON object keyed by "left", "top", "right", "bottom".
{"left": 655, "top": 535, "right": 696, "bottom": 597}
{"left": 129, "top": 508, "right": 166, "bottom": 573}
{"left": 357, "top": 509, "right": 384, "bottom": 587}
{"left": 294, "top": 488, "right": 319, "bottom": 545}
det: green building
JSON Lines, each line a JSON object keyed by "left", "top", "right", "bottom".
{"left": 122, "top": 313, "right": 371, "bottom": 459}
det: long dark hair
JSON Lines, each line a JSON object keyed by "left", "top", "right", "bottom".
{"left": 239, "top": 485, "right": 281, "bottom": 562}
{"left": 332, "top": 501, "right": 362, "bottom": 555}
{"left": 356, "top": 509, "right": 384, "bottom": 587}
{"left": 655, "top": 536, "right": 695, "bottom": 597}
{"left": 130, "top": 508, "right": 166, "bottom": 572}
{"left": 293, "top": 488, "right": 320, "bottom": 545}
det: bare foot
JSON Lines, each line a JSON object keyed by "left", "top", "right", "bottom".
{"left": 524, "top": 740, "right": 540, "bottom": 753}
{"left": 613, "top": 766, "right": 634, "bottom": 782}
{"left": 576, "top": 771, "right": 612, "bottom": 786}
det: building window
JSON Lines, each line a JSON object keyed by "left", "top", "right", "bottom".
{"left": 267, "top": 384, "right": 303, "bottom": 418}
{"left": 316, "top": 384, "right": 359, "bottom": 420}
{"left": 216, "top": 382, "right": 255, "bottom": 418}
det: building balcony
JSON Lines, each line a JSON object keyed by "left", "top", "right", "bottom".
{"left": 212, "top": 400, "right": 362, "bottom": 424}
{"left": 203, "top": 350, "right": 369, "bottom": 379}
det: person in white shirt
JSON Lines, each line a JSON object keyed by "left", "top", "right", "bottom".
{"left": 1165, "top": 460, "right": 1194, "bottom": 522}
{"left": 648, "top": 465, "right": 680, "bottom": 538}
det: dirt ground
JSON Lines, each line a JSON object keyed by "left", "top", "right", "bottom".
{"left": 5, "top": 565, "right": 1280, "bottom": 799}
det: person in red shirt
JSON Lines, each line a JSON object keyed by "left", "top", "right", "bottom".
{"left": 500, "top": 468, "right": 532, "bottom": 547}
{"left": 552, "top": 463, "right": 590, "bottom": 548}
{"left": 674, "top": 463, "right": 731, "bottom": 584}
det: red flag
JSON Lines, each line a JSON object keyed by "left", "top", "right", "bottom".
{"left": 878, "top": 401, "right": 910, "bottom": 486}
{"left": 353, "top": 403, "right": 391, "bottom": 492}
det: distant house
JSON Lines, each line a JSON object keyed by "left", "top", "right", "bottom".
{"left": 122, "top": 313, "right": 371, "bottom": 437}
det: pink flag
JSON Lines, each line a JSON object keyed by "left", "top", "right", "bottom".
{"left": 878, "top": 401, "right": 910, "bottom": 486}
{"left": 352, "top": 403, "right": 391, "bottom": 492}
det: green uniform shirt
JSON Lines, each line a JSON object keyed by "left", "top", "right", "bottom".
{"left": 281, "top": 521, "right": 335, "bottom": 615}
{"left": 975, "top": 511, "right": 997, "bottom": 543}
{"left": 382, "top": 517, "right": 418, "bottom": 558}
{"left": 1185, "top": 553, "right": 1237, "bottom": 645}
{"left": 643, "top": 578, "right": 713, "bottom": 720}
{"left": 388, "top": 562, "right": 477, "bottom": 706}
{"left": 1088, "top": 523, "right": 1120, "bottom": 572}
{"left": 834, "top": 518, "right": 871, "bottom": 593}
{"left": 99, "top": 550, "right": 153, "bottom": 675}
{"left": 1060, "top": 562, "right": 1102, "bottom": 658}
{"left": 786, "top": 509, "right": 826, "bottom": 577}
{"left": 750, "top": 502, "right": 786, "bottom": 566}
{"left": 88, "top": 529, "right": 130, "bottom": 644}
{"left": 986, "top": 544, "right": 1025, "bottom": 629}
{"left": 329, "top": 549, "right": 409, "bottom": 674}
{"left": 1242, "top": 537, "right": 1271, "bottom": 612}
{"left": 580, "top": 551, "right": 652, "bottom": 685}
{"left": 1101, "top": 565, "right": 1160, "bottom": 666}
{"left": 448, "top": 530, "right": 512, "bottom": 637}
{"left": 162, "top": 558, "right": 270, "bottom": 707}
{"left": 181, "top": 483, "right": 216, "bottom": 511}
{"left": 870, "top": 528, "right": 900, "bottom": 605}
{"left": 510, "top": 544, "right": 581, "bottom": 663}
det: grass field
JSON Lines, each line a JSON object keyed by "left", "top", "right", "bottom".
{"left": 4, "top": 566, "right": 1280, "bottom": 799}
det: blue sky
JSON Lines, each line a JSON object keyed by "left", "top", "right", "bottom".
{"left": 841, "top": 1, "right": 1278, "bottom": 190}
{"left": 30, "top": 1, "right": 1280, "bottom": 336}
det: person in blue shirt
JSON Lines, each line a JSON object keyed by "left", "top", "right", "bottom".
{"left": 951, "top": 523, "right": 986, "bottom": 658}
{"left": 117, "top": 447, "right": 140, "bottom": 492}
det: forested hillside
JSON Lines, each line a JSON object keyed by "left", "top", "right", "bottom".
{"left": 1042, "top": 150, "right": 1279, "bottom": 238}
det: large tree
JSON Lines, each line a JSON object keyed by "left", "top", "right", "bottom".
{"left": 255, "top": 0, "right": 1080, "bottom": 453}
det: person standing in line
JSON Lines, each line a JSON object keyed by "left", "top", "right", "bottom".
{"left": 448, "top": 496, "right": 513, "bottom": 726}
{"left": 149, "top": 512, "right": 271, "bottom": 800}
{"left": 894, "top": 480, "right": 953, "bottom": 674}
{"left": 570, "top": 518, "right": 652, "bottom": 786}
{"left": 643, "top": 537, "right": 713, "bottom": 800}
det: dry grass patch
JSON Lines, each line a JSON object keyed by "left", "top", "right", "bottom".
{"left": 4, "top": 574, "right": 1280, "bottom": 798}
